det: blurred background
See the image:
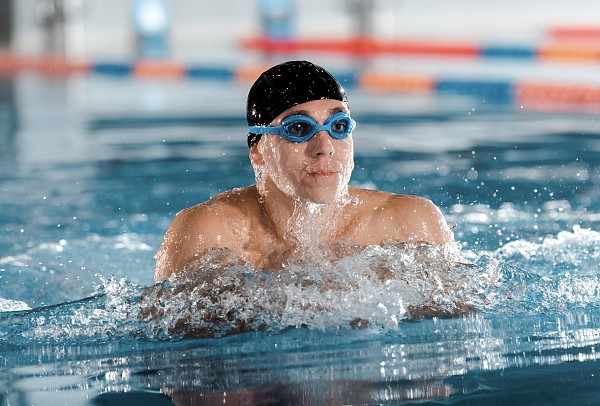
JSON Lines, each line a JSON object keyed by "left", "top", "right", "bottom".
{"left": 1, "top": 0, "right": 600, "bottom": 166}
{"left": 4, "top": 0, "right": 600, "bottom": 62}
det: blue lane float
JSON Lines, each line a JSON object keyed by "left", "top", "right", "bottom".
{"left": 2, "top": 51, "right": 596, "bottom": 113}
{"left": 479, "top": 46, "right": 537, "bottom": 60}
{"left": 185, "top": 66, "right": 235, "bottom": 80}
{"left": 435, "top": 79, "right": 514, "bottom": 104}
{"left": 91, "top": 63, "right": 133, "bottom": 77}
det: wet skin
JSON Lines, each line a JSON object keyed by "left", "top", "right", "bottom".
{"left": 154, "top": 99, "right": 453, "bottom": 283}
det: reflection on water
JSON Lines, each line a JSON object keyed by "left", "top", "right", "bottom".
{"left": 0, "top": 78, "right": 18, "bottom": 163}
{"left": 5, "top": 308, "right": 600, "bottom": 404}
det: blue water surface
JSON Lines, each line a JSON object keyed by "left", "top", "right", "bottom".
{"left": 1, "top": 74, "right": 600, "bottom": 405}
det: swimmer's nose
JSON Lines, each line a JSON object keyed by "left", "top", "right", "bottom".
{"left": 308, "top": 131, "right": 334, "bottom": 157}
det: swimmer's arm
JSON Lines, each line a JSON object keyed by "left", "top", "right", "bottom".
{"left": 154, "top": 205, "right": 231, "bottom": 283}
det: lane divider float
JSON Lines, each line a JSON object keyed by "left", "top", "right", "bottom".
{"left": 1, "top": 52, "right": 598, "bottom": 113}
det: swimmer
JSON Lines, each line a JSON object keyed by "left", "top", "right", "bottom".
{"left": 154, "top": 60, "right": 453, "bottom": 283}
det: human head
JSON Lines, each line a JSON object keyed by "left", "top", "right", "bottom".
{"left": 246, "top": 60, "right": 348, "bottom": 148}
{"left": 250, "top": 98, "right": 355, "bottom": 204}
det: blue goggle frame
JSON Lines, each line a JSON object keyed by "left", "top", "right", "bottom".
{"left": 248, "top": 112, "right": 356, "bottom": 143}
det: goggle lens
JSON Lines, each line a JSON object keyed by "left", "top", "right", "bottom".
{"left": 285, "top": 121, "right": 314, "bottom": 138}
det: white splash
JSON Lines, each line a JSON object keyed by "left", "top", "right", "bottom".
{"left": 0, "top": 297, "right": 30, "bottom": 312}
{"left": 138, "top": 242, "right": 494, "bottom": 339}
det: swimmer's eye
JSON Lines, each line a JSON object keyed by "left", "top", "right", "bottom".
{"left": 285, "top": 121, "right": 313, "bottom": 137}
{"left": 331, "top": 119, "right": 349, "bottom": 135}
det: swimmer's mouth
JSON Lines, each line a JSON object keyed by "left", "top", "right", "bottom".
{"left": 308, "top": 170, "right": 339, "bottom": 177}
{"left": 306, "top": 164, "right": 342, "bottom": 176}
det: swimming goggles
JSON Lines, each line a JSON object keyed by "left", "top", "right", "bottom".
{"left": 248, "top": 112, "right": 356, "bottom": 143}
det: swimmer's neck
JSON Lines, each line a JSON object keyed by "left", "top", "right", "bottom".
{"left": 255, "top": 184, "right": 348, "bottom": 243}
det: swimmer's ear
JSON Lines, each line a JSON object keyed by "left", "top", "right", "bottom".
{"left": 249, "top": 144, "right": 265, "bottom": 166}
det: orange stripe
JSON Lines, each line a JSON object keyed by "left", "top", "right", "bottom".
{"left": 133, "top": 60, "right": 185, "bottom": 78}
{"left": 235, "top": 65, "right": 272, "bottom": 83}
{"left": 516, "top": 82, "right": 600, "bottom": 113}
{"left": 359, "top": 72, "right": 434, "bottom": 92}
{"left": 240, "top": 37, "right": 299, "bottom": 53}
{"left": 241, "top": 36, "right": 479, "bottom": 57}
{"left": 0, "top": 53, "right": 89, "bottom": 76}
{"left": 35, "top": 56, "right": 89, "bottom": 76}
{"left": 378, "top": 40, "right": 478, "bottom": 57}
{"left": 0, "top": 52, "right": 23, "bottom": 75}
{"left": 549, "top": 27, "right": 600, "bottom": 40}
{"left": 538, "top": 42, "right": 600, "bottom": 62}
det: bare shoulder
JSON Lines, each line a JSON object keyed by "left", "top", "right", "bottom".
{"left": 350, "top": 188, "right": 453, "bottom": 245}
{"left": 154, "top": 186, "right": 259, "bottom": 282}
{"left": 351, "top": 187, "right": 437, "bottom": 212}
{"left": 171, "top": 187, "right": 255, "bottom": 236}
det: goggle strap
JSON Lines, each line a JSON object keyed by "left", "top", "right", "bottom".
{"left": 248, "top": 126, "right": 280, "bottom": 135}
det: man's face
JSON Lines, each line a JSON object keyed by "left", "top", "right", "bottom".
{"left": 253, "top": 99, "right": 354, "bottom": 204}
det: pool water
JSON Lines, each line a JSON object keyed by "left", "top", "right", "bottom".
{"left": 1, "top": 74, "right": 600, "bottom": 405}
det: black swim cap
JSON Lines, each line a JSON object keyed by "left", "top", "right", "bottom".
{"left": 246, "top": 60, "right": 348, "bottom": 147}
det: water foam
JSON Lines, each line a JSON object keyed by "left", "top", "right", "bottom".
{"left": 0, "top": 298, "right": 30, "bottom": 312}
{"left": 498, "top": 225, "right": 600, "bottom": 274}
{"left": 483, "top": 226, "right": 600, "bottom": 314}
{"left": 1, "top": 242, "right": 493, "bottom": 344}
{"left": 138, "top": 242, "right": 495, "bottom": 339}
{"left": 3, "top": 227, "right": 600, "bottom": 345}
